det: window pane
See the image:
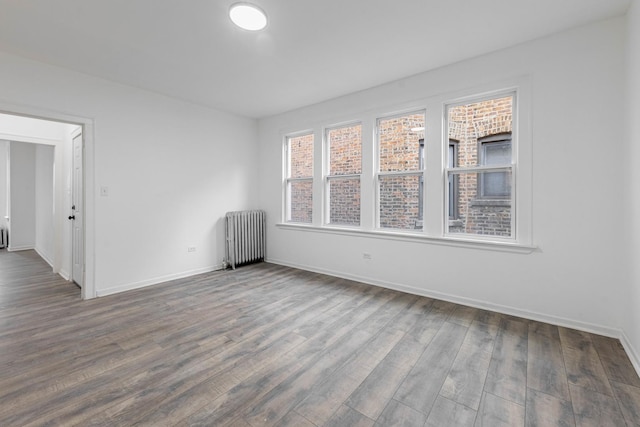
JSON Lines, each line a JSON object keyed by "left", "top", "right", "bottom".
{"left": 329, "top": 124, "right": 361, "bottom": 175}
{"left": 379, "top": 112, "right": 425, "bottom": 172}
{"left": 288, "top": 133, "right": 314, "bottom": 178}
{"left": 379, "top": 175, "right": 422, "bottom": 230}
{"left": 448, "top": 96, "right": 512, "bottom": 168}
{"left": 329, "top": 178, "right": 360, "bottom": 226}
{"left": 447, "top": 170, "right": 512, "bottom": 237}
{"left": 288, "top": 180, "right": 313, "bottom": 223}
{"left": 484, "top": 142, "right": 511, "bottom": 165}
{"left": 482, "top": 171, "right": 510, "bottom": 197}
{"left": 481, "top": 141, "right": 511, "bottom": 197}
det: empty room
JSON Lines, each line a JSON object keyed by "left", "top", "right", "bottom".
{"left": 1, "top": 0, "right": 640, "bottom": 426}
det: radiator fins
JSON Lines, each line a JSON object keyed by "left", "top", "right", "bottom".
{"left": 225, "top": 210, "right": 266, "bottom": 269}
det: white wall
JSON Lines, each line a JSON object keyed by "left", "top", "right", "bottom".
{"left": 625, "top": 0, "right": 640, "bottom": 372}
{"left": 9, "top": 141, "right": 36, "bottom": 250}
{"left": 0, "top": 51, "right": 259, "bottom": 296}
{"left": 259, "top": 18, "right": 627, "bottom": 337}
{"left": 35, "top": 144, "right": 55, "bottom": 264}
{"left": 0, "top": 140, "right": 7, "bottom": 229}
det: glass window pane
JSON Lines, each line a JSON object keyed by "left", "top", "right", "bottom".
{"left": 329, "top": 124, "right": 361, "bottom": 175}
{"left": 288, "top": 180, "right": 313, "bottom": 223}
{"left": 378, "top": 112, "right": 425, "bottom": 172}
{"left": 448, "top": 96, "right": 513, "bottom": 168}
{"left": 484, "top": 142, "right": 511, "bottom": 166}
{"left": 329, "top": 178, "right": 360, "bottom": 226}
{"left": 288, "top": 133, "right": 314, "bottom": 178}
{"left": 379, "top": 175, "right": 422, "bottom": 230}
{"left": 481, "top": 140, "right": 511, "bottom": 197}
{"left": 482, "top": 171, "right": 510, "bottom": 197}
{"left": 447, "top": 170, "right": 512, "bottom": 237}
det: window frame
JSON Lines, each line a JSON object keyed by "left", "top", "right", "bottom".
{"left": 375, "top": 110, "right": 426, "bottom": 231}
{"left": 444, "top": 91, "right": 517, "bottom": 241}
{"left": 478, "top": 133, "right": 512, "bottom": 199}
{"left": 284, "top": 131, "right": 314, "bottom": 224}
{"left": 324, "top": 122, "right": 363, "bottom": 227}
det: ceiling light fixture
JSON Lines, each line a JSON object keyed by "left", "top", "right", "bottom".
{"left": 229, "top": 3, "right": 267, "bottom": 31}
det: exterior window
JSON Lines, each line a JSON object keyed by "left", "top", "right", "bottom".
{"left": 285, "top": 133, "right": 314, "bottom": 223}
{"left": 377, "top": 112, "right": 425, "bottom": 230}
{"left": 326, "top": 123, "right": 362, "bottom": 226}
{"left": 479, "top": 134, "right": 512, "bottom": 198}
{"left": 446, "top": 94, "right": 514, "bottom": 238}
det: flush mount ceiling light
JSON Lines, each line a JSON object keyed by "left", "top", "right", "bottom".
{"left": 229, "top": 3, "right": 267, "bottom": 31}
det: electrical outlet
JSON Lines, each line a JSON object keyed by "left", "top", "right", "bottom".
{"left": 188, "top": 247, "right": 196, "bottom": 252}
{"left": 362, "top": 253, "right": 372, "bottom": 260}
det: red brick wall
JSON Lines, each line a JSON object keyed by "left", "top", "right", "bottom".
{"left": 288, "top": 133, "right": 313, "bottom": 223}
{"left": 378, "top": 113, "right": 425, "bottom": 229}
{"left": 328, "top": 125, "right": 362, "bottom": 225}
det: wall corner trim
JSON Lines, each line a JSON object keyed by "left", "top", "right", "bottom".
{"left": 620, "top": 330, "right": 640, "bottom": 379}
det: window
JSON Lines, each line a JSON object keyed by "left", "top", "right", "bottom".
{"left": 446, "top": 94, "right": 514, "bottom": 238}
{"left": 377, "top": 112, "right": 425, "bottom": 230}
{"left": 285, "top": 133, "right": 314, "bottom": 223}
{"left": 479, "top": 134, "right": 512, "bottom": 198}
{"left": 326, "top": 123, "right": 362, "bottom": 226}
{"left": 280, "top": 81, "right": 532, "bottom": 249}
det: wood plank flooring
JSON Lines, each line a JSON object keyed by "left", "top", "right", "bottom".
{"left": 1, "top": 249, "right": 639, "bottom": 426}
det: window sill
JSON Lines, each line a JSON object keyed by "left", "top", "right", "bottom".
{"left": 276, "top": 223, "right": 537, "bottom": 254}
{"left": 470, "top": 198, "right": 511, "bottom": 207}
{"left": 448, "top": 219, "right": 464, "bottom": 228}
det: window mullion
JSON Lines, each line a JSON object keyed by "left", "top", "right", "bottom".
{"left": 312, "top": 129, "right": 323, "bottom": 226}
{"left": 423, "top": 105, "right": 443, "bottom": 237}
{"left": 360, "top": 118, "right": 375, "bottom": 230}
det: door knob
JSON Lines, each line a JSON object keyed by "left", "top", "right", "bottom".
{"left": 68, "top": 215, "right": 75, "bottom": 220}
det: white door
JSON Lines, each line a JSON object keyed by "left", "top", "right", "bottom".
{"left": 71, "top": 132, "right": 84, "bottom": 287}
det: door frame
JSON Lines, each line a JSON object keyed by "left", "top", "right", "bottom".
{"left": 70, "top": 128, "right": 84, "bottom": 289}
{"left": 0, "top": 101, "right": 96, "bottom": 299}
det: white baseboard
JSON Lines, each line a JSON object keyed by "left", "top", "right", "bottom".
{"left": 7, "top": 245, "right": 35, "bottom": 252}
{"left": 96, "top": 264, "right": 224, "bottom": 297}
{"left": 35, "top": 247, "right": 54, "bottom": 269}
{"left": 267, "top": 258, "right": 622, "bottom": 339}
{"left": 620, "top": 331, "right": 640, "bottom": 379}
{"left": 58, "top": 268, "right": 70, "bottom": 281}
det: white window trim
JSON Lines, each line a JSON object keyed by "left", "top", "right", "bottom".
{"left": 279, "top": 76, "right": 534, "bottom": 251}
{"left": 443, "top": 90, "right": 517, "bottom": 241}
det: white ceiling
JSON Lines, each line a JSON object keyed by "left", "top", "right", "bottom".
{"left": 0, "top": 0, "right": 630, "bottom": 118}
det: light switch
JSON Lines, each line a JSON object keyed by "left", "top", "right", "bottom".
{"left": 100, "top": 186, "right": 109, "bottom": 197}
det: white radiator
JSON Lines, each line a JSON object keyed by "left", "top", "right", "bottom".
{"left": 225, "top": 210, "right": 266, "bottom": 269}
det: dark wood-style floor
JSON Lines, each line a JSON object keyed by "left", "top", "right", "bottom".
{"left": 1, "top": 250, "right": 639, "bottom": 426}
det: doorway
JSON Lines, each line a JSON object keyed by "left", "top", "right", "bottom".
{"left": 0, "top": 109, "right": 94, "bottom": 299}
